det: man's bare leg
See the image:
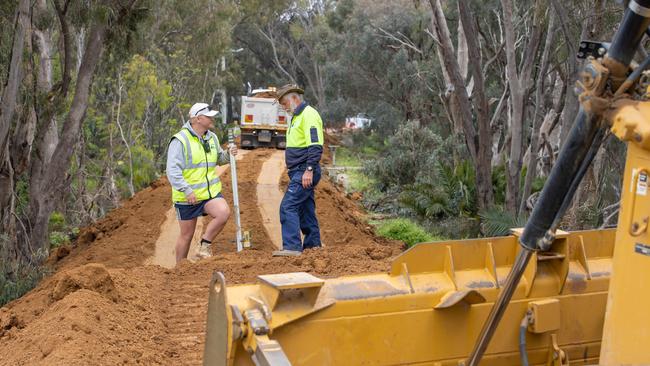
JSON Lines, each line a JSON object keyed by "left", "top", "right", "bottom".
{"left": 202, "top": 197, "right": 231, "bottom": 242}
{"left": 176, "top": 217, "right": 198, "bottom": 263}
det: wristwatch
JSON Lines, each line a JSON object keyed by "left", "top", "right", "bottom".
{"left": 306, "top": 166, "right": 313, "bottom": 172}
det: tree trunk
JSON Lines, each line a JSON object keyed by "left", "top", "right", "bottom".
{"left": 428, "top": 0, "right": 478, "bottom": 158}
{"left": 0, "top": 0, "right": 31, "bottom": 239}
{"left": 458, "top": 1, "right": 494, "bottom": 210}
{"left": 428, "top": 0, "right": 499, "bottom": 211}
{"left": 501, "top": 0, "right": 544, "bottom": 214}
{"left": 115, "top": 71, "right": 135, "bottom": 197}
{"left": 520, "top": 9, "right": 557, "bottom": 215}
{"left": 27, "top": 20, "right": 109, "bottom": 256}
{"left": 0, "top": 0, "right": 30, "bottom": 163}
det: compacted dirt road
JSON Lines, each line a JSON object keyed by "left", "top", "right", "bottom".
{"left": 0, "top": 147, "right": 400, "bottom": 365}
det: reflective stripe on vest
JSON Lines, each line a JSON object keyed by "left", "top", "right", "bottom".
{"left": 171, "top": 128, "right": 222, "bottom": 203}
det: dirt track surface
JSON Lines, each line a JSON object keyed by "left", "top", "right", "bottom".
{"left": 0, "top": 146, "right": 400, "bottom": 365}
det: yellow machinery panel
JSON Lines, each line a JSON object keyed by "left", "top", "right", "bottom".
{"left": 600, "top": 101, "right": 650, "bottom": 364}
{"left": 528, "top": 299, "right": 561, "bottom": 334}
{"left": 204, "top": 229, "right": 616, "bottom": 365}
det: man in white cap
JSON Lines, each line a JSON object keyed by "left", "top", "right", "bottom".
{"left": 166, "top": 103, "right": 237, "bottom": 264}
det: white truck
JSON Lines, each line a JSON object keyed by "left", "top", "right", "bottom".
{"left": 239, "top": 88, "right": 289, "bottom": 149}
{"left": 345, "top": 113, "right": 372, "bottom": 129}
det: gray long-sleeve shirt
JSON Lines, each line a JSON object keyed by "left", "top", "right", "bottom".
{"left": 166, "top": 122, "right": 229, "bottom": 199}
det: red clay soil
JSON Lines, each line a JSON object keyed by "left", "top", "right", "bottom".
{"left": 0, "top": 146, "right": 401, "bottom": 366}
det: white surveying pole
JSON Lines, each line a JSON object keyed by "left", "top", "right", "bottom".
{"left": 228, "top": 128, "right": 243, "bottom": 252}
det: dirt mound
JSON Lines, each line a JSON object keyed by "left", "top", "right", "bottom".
{"left": 279, "top": 167, "right": 384, "bottom": 248}
{"left": 56, "top": 178, "right": 171, "bottom": 270}
{"left": 1, "top": 146, "right": 401, "bottom": 365}
{"left": 50, "top": 264, "right": 119, "bottom": 302}
{"left": 1, "top": 266, "right": 169, "bottom": 365}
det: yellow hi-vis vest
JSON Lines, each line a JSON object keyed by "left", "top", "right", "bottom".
{"left": 286, "top": 105, "right": 324, "bottom": 148}
{"left": 171, "top": 128, "right": 222, "bottom": 203}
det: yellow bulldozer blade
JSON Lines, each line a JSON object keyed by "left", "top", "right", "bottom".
{"left": 204, "top": 228, "right": 615, "bottom": 365}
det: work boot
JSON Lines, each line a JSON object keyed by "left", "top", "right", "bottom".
{"left": 272, "top": 250, "right": 301, "bottom": 257}
{"left": 196, "top": 242, "right": 213, "bottom": 259}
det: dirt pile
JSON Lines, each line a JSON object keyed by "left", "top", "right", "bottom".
{"left": 0, "top": 146, "right": 400, "bottom": 365}
{"left": 50, "top": 264, "right": 119, "bottom": 302}
{"left": 55, "top": 178, "right": 171, "bottom": 270}
{"left": 1, "top": 265, "right": 170, "bottom": 365}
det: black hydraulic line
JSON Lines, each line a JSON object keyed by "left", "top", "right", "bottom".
{"left": 466, "top": 2, "right": 650, "bottom": 365}
{"left": 549, "top": 128, "right": 608, "bottom": 233}
{"left": 520, "top": 109, "right": 603, "bottom": 250}
{"left": 519, "top": 312, "right": 530, "bottom": 366}
{"left": 608, "top": 1, "right": 650, "bottom": 69}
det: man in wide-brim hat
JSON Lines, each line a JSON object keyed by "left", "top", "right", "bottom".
{"left": 272, "top": 84, "right": 324, "bottom": 256}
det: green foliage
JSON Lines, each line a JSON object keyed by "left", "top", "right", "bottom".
{"left": 377, "top": 219, "right": 437, "bottom": 247}
{"left": 49, "top": 232, "right": 69, "bottom": 249}
{"left": 48, "top": 212, "right": 66, "bottom": 232}
{"left": 334, "top": 147, "right": 360, "bottom": 167}
{"left": 47, "top": 212, "right": 75, "bottom": 249}
{"left": 479, "top": 208, "right": 528, "bottom": 237}
{"left": 0, "top": 235, "right": 50, "bottom": 307}
{"left": 130, "top": 145, "right": 159, "bottom": 191}
{"left": 492, "top": 165, "right": 507, "bottom": 205}
{"left": 14, "top": 177, "right": 29, "bottom": 217}
{"left": 400, "top": 182, "right": 451, "bottom": 219}
{"left": 365, "top": 120, "right": 444, "bottom": 189}
{"left": 399, "top": 160, "right": 477, "bottom": 221}
{"left": 123, "top": 55, "right": 173, "bottom": 119}
{"left": 425, "top": 217, "right": 481, "bottom": 240}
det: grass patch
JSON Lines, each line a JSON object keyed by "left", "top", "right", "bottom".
{"left": 346, "top": 169, "right": 373, "bottom": 193}
{"left": 334, "top": 147, "right": 361, "bottom": 167}
{"left": 331, "top": 147, "right": 375, "bottom": 193}
{"left": 376, "top": 218, "right": 439, "bottom": 247}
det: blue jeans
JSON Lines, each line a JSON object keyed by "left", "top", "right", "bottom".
{"left": 280, "top": 167, "right": 321, "bottom": 251}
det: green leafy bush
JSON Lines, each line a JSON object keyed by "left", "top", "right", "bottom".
{"left": 377, "top": 219, "right": 437, "bottom": 247}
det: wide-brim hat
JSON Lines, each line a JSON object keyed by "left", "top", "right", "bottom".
{"left": 189, "top": 102, "right": 218, "bottom": 118}
{"left": 275, "top": 84, "right": 304, "bottom": 102}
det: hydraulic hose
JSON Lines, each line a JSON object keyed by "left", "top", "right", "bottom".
{"left": 466, "top": 2, "right": 650, "bottom": 365}
{"left": 519, "top": 312, "right": 531, "bottom": 366}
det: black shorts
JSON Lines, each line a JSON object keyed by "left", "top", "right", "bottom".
{"left": 174, "top": 192, "right": 224, "bottom": 221}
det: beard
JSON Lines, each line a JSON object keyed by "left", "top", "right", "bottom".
{"left": 288, "top": 99, "right": 301, "bottom": 114}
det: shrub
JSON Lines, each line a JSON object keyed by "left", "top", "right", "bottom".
{"left": 49, "top": 231, "right": 69, "bottom": 249}
{"left": 48, "top": 211, "right": 66, "bottom": 232}
{"left": 377, "top": 218, "right": 437, "bottom": 247}
{"left": 479, "top": 208, "right": 528, "bottom": 237}
{"left": 48, "top": 212, "right": 74, "bottom": 249}
{"left": 365, "top": 120, "right": 443, "bottom": 189}
{"left": 0, "top": 234, "right": 50, "bottom": 307}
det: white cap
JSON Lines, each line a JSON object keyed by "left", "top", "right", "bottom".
{"left": 189, "top": 103, "right": 218, "bottom": 118}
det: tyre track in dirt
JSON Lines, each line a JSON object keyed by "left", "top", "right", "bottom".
{"left": 146, "top": 151, "right": 249, "bottom": 268}
{"left": 256, "top": 150, "right": 285, "bottom": 249}
{"left": 158, "top": 149, "right": 275, "bottom": 365}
